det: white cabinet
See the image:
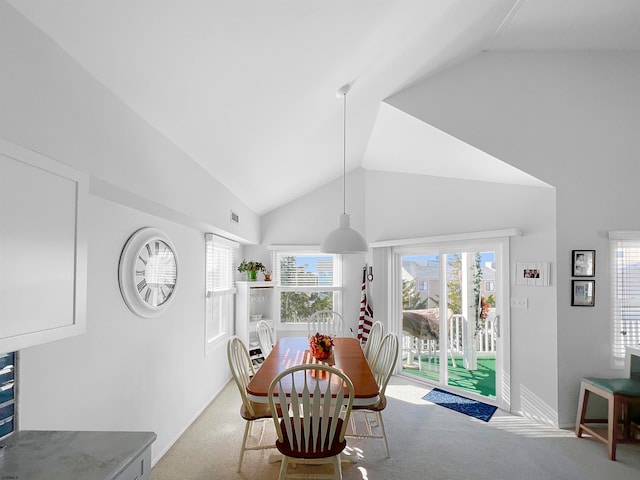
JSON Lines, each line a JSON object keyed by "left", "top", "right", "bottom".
{"left": 0, "top": 139, "right": 87, "bottom": 353}
{"left": 236, "top": 281, "right": 275, "bottom": 366}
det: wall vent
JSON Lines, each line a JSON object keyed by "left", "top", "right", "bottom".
{"left": 230, "top": 210, "right": 239, "bottom": 224}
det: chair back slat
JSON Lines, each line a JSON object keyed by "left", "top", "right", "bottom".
{"left": 256, "top": 320, "right": 275, "bottom": 357}
{"left": 226, "top": 335, "right": 277, "bottom": 472}
{"left": 363, "top": 321, "right": 383, "bottom": 365}
{"left": 370, "top": 333, "right": 399, "bottom": 396}
{"left": 268, "top": 364, "right": 354, "bottom": 456}
{"left": 308, "top": 310, "right": 344, "bottom": 338}
{"left": 227, "top": 336, "right": 256, "bottom": 416}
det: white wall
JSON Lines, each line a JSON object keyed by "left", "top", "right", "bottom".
{"left": 19, "top": 196, "right": 229, "bottom": 461}
{"left": 389, "top": 51, "right": 640, "bottom": 426}
{"left": 1, "top": 1, "right": 254, "bottom": 463}
{"left": 0, "top": 1, "right": 258, "bottom": 245}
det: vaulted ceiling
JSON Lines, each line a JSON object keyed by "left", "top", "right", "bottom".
{"left": 8, "top": 0, "right": 640, "bottom": 214}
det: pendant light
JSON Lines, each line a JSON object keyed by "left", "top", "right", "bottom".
{"left": 320, "top": 84, "right": 368, "bottom": 254}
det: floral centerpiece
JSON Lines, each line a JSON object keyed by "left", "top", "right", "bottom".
{"left": 308, "top": 332, "right": 334, "bottom": 360}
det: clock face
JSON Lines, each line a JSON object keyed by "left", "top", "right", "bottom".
{"left": 134, "top": 239, "right": 177, "bottom": 307}
{"left": 119, "top": 228, "right": 178, "bottom": 318}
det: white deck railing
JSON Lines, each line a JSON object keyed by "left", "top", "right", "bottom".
{"left": 449, "top": 313, "right": 497, "bottom": 355}
{"left": 402, "top": 310, "right": 497, "bottom": 369}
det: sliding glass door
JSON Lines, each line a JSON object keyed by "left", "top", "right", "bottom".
{"left": 397, "top": 238, "right": 509, "bottom": 407}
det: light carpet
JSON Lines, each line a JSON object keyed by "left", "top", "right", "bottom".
{"left": 151, "top": 376, "right": 640, "bottom": 479}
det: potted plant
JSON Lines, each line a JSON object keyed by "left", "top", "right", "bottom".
{"left": 237, "top": 260, "right": 266, "bottom": 281}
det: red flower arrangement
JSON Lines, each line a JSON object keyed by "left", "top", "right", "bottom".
{"left": 479, "top": 296, "right": 490, "bottom": 322}
{"left": 309, "top": 332, "right": 334, "bottom": 360}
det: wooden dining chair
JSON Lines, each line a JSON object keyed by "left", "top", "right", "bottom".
{"left": 362, "top": 320, "right": 383, "bottom": 366}
{"left": 226, "top": 336, "right": 276, "bottom": 472}
{"left": 256, "top": 319, "right": 275, "bottom": 357}
{"left": 346, "top": 333, "right": 399, "bottom": 458}
{"left": 268, "top": 364, "right": 355, "bottom": 480}
{"left": 308, "top": 310, "right": 344, "bottom": 338}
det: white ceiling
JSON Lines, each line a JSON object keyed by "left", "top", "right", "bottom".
{"left": 8, "top": 0, "right": 640, "bottom": 214}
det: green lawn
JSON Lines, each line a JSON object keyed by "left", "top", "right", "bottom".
{"left": 403, "top": 355, "right": 496, "bottom": 398}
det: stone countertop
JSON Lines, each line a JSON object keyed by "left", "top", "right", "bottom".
{"left": 0, "top": 430, "right": 156, "bottom": 480}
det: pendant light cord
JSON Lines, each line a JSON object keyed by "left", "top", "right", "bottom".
{"left": 342, "top": 90, "right": 347, "bottom": 215}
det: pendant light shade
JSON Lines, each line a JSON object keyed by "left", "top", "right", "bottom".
{"left": 321, "top": 84, "right": 368, "bottom": 254}
{"left": 321, "top": 213, "right": 368, "bottom": 253}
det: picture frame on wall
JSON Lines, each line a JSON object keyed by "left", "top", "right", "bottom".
{"left": 571, "top": 280, "right": 595, "bottom": 306}
{"left": 572, "top": 250, "right": 595, "bottom": 277}
{"left": 515, "top": 261, "right": 550, "bottom": 286}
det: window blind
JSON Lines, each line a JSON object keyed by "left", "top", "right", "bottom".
{"left": 205, "top": 234, "right": 237, "bottom": 294}
{"left": 275, "top": 253, "right": 341, "bottom": 287}
{"left": 610, "top": 231, "right": 640, "bottom": 368}
{"left": 205, "top": 234, "right": 238, "bottom": 348}
{"left": 272, "top": 250, "right": 342, "bottom": 323}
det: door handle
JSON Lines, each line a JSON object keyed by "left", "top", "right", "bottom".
{"left": 494, "top": 314, "right": 500, "bottom": 338}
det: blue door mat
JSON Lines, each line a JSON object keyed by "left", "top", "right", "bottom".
{"left": 422, "top": 388, "right": 497, "bottom": 422}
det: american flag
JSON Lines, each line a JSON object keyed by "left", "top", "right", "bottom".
{"left": 357, "top": 266, "right": 373, "bottom": 344}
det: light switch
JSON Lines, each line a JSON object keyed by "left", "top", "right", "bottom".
{"left": 511, "top": 297, "right": 528, "bottom": 308}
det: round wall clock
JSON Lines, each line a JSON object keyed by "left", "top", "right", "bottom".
{"left": 118, "top": 227, "right": 178, "bottom": 318}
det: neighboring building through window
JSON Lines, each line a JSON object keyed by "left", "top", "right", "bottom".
{"left": 402, "top": 255, "right": 495, "bottom": 309}
{"left": 272, "top": 251, "right": 342, "bottom": 323}
{"left": 205, "top": 234, "right": 238, "bottom": 351}
{"left": 610, "top": 231, "right": 640, "bottom": 368}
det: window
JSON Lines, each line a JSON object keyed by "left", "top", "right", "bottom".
{"left": 205, "top": 234, "right": 238, "bottom": 350}
{"left": 610, "top": 231, "right": 640, "bottom": 368}
{"left": 272, "top": 251, "right": 341, "bottom": 323}
{"left": 485, "top": 281, "right": 495, "bottom": 292}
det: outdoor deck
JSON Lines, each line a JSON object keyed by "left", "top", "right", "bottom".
{"left": 403, "top": 354, "right": 496, "bottom": 398}
{"left": 402, "top": 312, "right": 497, "bottom": 398}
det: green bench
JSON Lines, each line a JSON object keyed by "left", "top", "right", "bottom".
{"left": 575, "top": 376, "right": 640, "bottom": 460}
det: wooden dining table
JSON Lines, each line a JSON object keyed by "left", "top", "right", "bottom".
{"left": 246, "top": 336, "right": 380, "bottom": 406}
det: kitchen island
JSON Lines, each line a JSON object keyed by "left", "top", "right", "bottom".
{"left": 0, "top": 430, "right": 156, "bottom": 480}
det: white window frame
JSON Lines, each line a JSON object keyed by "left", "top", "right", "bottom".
{"left": 270, "top": 248, "right": 342, "bottom": 332}
{"left": 205, "top": 233, "right": 239, "bottom": 353}
{"left": 609, "top": 231, "right": 640, "bottom": 368}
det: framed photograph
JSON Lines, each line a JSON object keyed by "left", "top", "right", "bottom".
{"left": 572, "top": 250, "right": 595, "bottom": 277}
{"left": 572, "top": 280, "right": 595, "bottom": 306}
{"left": 515, "top": 262, "right": 550, "bottom": 286}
